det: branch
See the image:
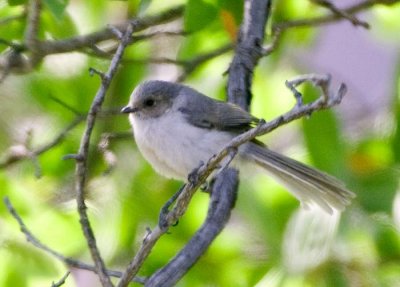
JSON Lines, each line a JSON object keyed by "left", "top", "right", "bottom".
{"left": 0, "top": 116, "right": 84, "bottom": 169}
{"left": 312, "top": 0, "right": 369, "bottom": 28}
{"left": 24, "top": 0, "right": 41, "bottom": 65}
{"left": 273, "top": 0, "right": 394, "bottom": 32}
{"left": 227, "top": 0, "right": 272, "bottom": 110}
{"left": 74, "top": 23, "right": 136, "bottom": 287}
{"left": 176, "top": 43, "right": 233, "bottom": 82}
{"left": 86, "top": 42, "right": 233, "bottom": 82}
{"left": 161, "top": 74, "right": 347, "bottom": 239}
{"left": 263, "top": 0, "right": 396, "bottom": 56}
{"left": 145, "top": 168, "right": 239, "bottom": 287}
{"left": 0, "top": 5, "right": 184, "bottom": 83}
{"left": 3, "top": 197, "right": 146, "bottom": 284}
{"left": 51, "top": 271, "right": 70, "bottom": 287}
{"left": 38, "top": 5, "right": 184, "bottom": 56}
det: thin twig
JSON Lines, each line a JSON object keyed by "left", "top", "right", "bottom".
{"left": 3, "top": 197, "right": 146, "bottom": 284}
{"left": 85, "top": 43, "right": 233, "bottom": 82}
{"left": 39, "top": 5, "right": 184, "bottom": 56}
{"left": 74, "top": 22, "right": 136, "bottom": 287}
{"left": 312, "top": 0, "right": 370, "bottom": 28}
{"left": 0, "top": 116, "right": 84, "bottom": 169}
{"left": 51, "top": 271, "right": 70, "bottom": 287}
{"left": 49, "top": 95, "right": 83, "bottom": 116}
{"left": 263, "top": 0, "right": 396, "bottom": 57}
{"left": 273, "top": 0, "right": 393, "bottom": 32}
{"left": 0, "top": 106, "right": 128, "bottom": 170}
{"left": 177, "top": 43, "right": 234, "bottom": 82}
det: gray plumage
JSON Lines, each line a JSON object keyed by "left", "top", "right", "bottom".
{"left": 123, "top": 80, "right": 355, "bottom": 214}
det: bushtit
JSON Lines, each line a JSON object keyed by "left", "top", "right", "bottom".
{"left": 122, "top": 80, "right": 354, "bottom": 214}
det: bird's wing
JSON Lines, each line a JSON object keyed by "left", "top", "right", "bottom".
{"left": 178, "top": 88, "right": 259, "bottom": 133}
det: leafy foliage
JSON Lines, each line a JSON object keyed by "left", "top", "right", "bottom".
{"left": 0, "top": 0, "right": 399, "bottom": 286}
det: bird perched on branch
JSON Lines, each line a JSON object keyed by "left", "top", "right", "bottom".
{"left": 122, "top": 80, "right": 355, "bottom": 214}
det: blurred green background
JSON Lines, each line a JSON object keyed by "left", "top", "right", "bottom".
{"left": 0, "top": 0, "right": 400, "bottom": 286}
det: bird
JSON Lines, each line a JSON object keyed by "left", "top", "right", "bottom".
{"left": 121, "top": 80, "right": 355, "bottom": 214}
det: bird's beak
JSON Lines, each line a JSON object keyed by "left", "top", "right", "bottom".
{"left": 121, "top": 106, "right": 137, "bottom": 114}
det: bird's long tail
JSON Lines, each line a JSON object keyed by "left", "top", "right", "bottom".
{"left": 242, "top": 142, "right": 355, "bottom": 214}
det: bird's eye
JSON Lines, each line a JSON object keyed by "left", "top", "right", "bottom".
{"left": 144, "top": 99, "right": 155, "bottom": 107}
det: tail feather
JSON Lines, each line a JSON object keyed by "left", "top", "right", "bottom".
{"left": 242, "top": 142, "right": 355, "bottom": 214}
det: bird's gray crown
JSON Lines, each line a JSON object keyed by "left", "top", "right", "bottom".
{"left": 133, "top": 80, "right": 182, "bottom": 100}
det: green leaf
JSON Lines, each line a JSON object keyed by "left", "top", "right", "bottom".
{"left": 41, "top": 10, "right": 77, "bottom": 38}
{"left": 391, "top": 67, "right": 400, "bottom": 163}
{"left": 43, "top": 0, "right": 69, "bottom": 19}
{"left": 7, "top": 0, "right": 27, "bottom": 6}
{"left": 218, "top": 0, "right": 243, "bottom": 24}
{"left": 356, "top": 169, "right": 397, "bottom": 212}
{"left": 375, "top": 221, "right": 400, "bottom": 261}
{"left": 184, "top": 0, "right": 218, "bottom": 32}
{"left": 138, "top": 0, "right": 152, "bottom": 15}
{"left": 302, "top": 86, "right": 347, "bottom": 177}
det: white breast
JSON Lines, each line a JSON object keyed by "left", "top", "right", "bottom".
{"left": 129, "top": 110, "right": 233, "bottom": 181}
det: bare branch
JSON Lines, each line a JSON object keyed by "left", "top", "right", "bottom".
{"left": 0, "top": 116, "right": 84, "bottom": 169}
{"left": 116, "top": 227, "right": 164, "bottom": 287}
{"left": 24, "top": 0, "right": 41, "bottom": 65}
{"left": 263, "top": 0, "right": 396, "bottom": 57}
{"left": 227, "top": 0, "right": 272, "bottom": 110}
{"left": 177, "top": 43, "right": 233, "bottom": 82}
{"left": 51, "top": 271, "right": 70, "bottom": 287}
{"left": 3, "top": 197, "right": 146, "bottom": 284}
{"left": 74, "top": 22, "right": 136, "bottom": 287}
{"left": 311, "top": 0, "right": 370, "bottom": 28}
{"left": 273, "top": 0, "right": 393, "bottom": 32}
{"left": 85, "top": 42, "right": 232, "bottom": 81}
{"left": 145, "top": 168, "right": 239, "bottom": 287}
{"left": 38, "top": 5, "right": 184, "bottom": 56}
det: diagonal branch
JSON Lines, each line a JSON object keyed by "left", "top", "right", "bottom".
{"left": 74, "top": 23, "right": 136, "bottom": 287}
{"left": 0, "top": 116, "right": 84, "bottom": 169}
{"left": 273, "top": 0, "right": 394, "bottom": 32}
{"left": 145, "top": 168, "right": 239, "bottom": 287}
{"left": 263, "top": 0, "right": 396, "bottom": 57}
{"left": 38, "top": 5, "right": 184, "bottom": 56}
{"left": 3, "top": 197, "right": 146, "bottom": 284}
{"left": 311, "top": 0, "right": 369, "bottom": 28}
{"left": 161, "top": 74, "right": 347, "bottom": 241}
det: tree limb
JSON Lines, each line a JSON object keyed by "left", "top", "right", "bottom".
{"left": 145, "top": 168, "right": 239, "bottom": 287}
{"left": 263, "top": 0, "right": 397, "bottom": 57}
{"left": 3, "top": 197, "right": 146, "bottom": 284}
{"left": 74, "top": 23, "right": 136, "bottom": 287}
{"left": 227, "top": 0, "right": 272, "bottom": 110}
{"left": 38, "top": 5, "right": 184, "bottom": 56}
